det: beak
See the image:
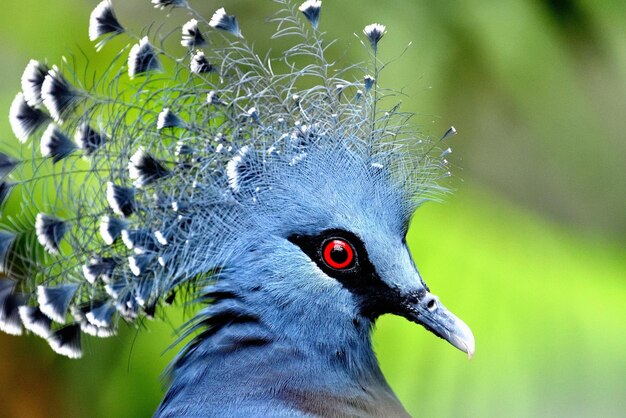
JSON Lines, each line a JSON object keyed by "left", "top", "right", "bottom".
{"left": 401, "top": 292, "right": 475, "bottom": 359}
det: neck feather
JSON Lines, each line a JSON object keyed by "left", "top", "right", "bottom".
{"left": 158, "top": 280, "right": 408, "bottom": 417}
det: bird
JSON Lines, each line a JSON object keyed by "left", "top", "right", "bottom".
{"left": 1, "top": 1, "right": 474, "bottom": 416}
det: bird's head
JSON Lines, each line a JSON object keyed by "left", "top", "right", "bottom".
{"left": 215, "top": 140, "right": 474, "bottom": 359}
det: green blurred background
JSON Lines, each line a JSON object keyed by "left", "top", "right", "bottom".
{"left": 0, "top": 0, "right": 624, "bottom": 417}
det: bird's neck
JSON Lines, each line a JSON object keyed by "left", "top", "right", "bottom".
{"left": 158, "top": 283, "right": 409, "bottom": 417}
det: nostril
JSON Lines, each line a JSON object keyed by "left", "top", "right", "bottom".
{"left": 424, "top": 295, "right": 438, "bottom": 312}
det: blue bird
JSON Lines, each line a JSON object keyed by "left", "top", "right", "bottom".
{"left": 1, "top": 1, "right": 474, "bottom": 416}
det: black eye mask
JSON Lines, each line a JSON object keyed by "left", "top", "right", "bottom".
{"left": 288, "top": 229, "right": 402, "bottom": 319}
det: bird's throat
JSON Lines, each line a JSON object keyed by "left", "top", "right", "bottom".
{"left": 160, "top": 304, "right": 408, "bottom": 417}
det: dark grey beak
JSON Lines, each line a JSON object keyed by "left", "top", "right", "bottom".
{"left": 402, "top": 292, "right": 475, "bottom": 358}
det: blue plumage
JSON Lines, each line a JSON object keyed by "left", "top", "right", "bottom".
{"left": 1, "top": 1, "right": 473, "bottom": 416}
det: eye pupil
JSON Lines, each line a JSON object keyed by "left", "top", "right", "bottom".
{"left": 323, "top": 239, "right": 354, "bottom": 270}
{"left": 330, "top": 244, "right": 348, "bottom": 264}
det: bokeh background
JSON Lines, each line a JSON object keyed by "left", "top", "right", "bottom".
{"left": 0, "top": 0, "right": 624, "bottom": 417}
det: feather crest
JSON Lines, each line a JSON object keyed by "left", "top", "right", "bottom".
{"left": 1, "top": 1, "right": 450, "bottom": 359}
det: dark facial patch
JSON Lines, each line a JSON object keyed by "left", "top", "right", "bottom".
{"left": 288, "top": 229, "right": 411, "bottom": 319}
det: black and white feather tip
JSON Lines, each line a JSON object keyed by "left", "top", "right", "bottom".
{"left": 85, "top": 303, "right": 115, "bottom": 328}
{"left": 0, "top": 230, "right": 16, "bottom": 272}
{"left": 75, "top": 124, "right": 107, "bottom": 156}
{"left": 152, "top": 0, "right": 188, "bottom": 9}
{"left": 41, "top": 124, "right": 77, "bottom": 163}
{"left": 115, "top": 293, "right": 139, "bottom": 320}
{"left": 175, "top": 141, "right": 193, "bottom": 159}
{"left": 47, "top": 324, "right": 82, "bottom": 359}
{"left": 35, "top": 213, "right": 67, "bottom": 255}
{"left": 128, "top": 37, "right": 161, "bottom": 78}
{"left": 441, "top": 126, "right": 458, "bottom": 141}
{"left": 157, "top": 108, "right": 185, "bottom": 130}
{"left": 363, "top": 23, "right": 386, "bottom": 52}
{"left": 37, "top": 284, "right": 78, "bottom": 323}
{"left": 0, "top": 181, "right": 16, "bottom": 209}
{"left": 41, "top": 66, "right": 79, "bottom": 122}
{"left": 299, "top": 0, "right": 322, "bottom": 29}
{"left": 0, "top": 298, "right": 23, "bottom": 336}
{"left": 0, "top": 281, "right": 23, "bottom": 336}
{"left": 246, "top": 107, "right": 260, "bottom": 123}
{"left": 154, "top": 230, "right": 168, "bottom": 246}
{"left": 0, "top": 182, "right": 15, "bottom": 209}
{"left": 128, "top": 148, "right": 169, "bottom": 187}
{"left": 440, "top": 147, "right": 452, "bottom": 158}
{"left": 82, "top": 257, "right": 118, "bottom": 284}
{"left": 79, "top": 320, "right": 116, "bottom": 338}
{"left": 135, "top": 279, "right": 154, "bottom": 307}
{"left": 128, "top": 254, "right": 155, "bottom": 277}
{"left": 89, "top": 0, "right": 125, "bottom": 49}
{"left": 226, "top": 145, "right": 252, "bottom": 192}
{"left": 72, "top": 304, "right": 115, "bottom": 338}
{"left": 104, "top": 281, "right": 124, "bottom": 299}
{"left": 99, "top": 215, "right": 128, "bottom": 245}
{"left": 106, "top": 183, "right": 137, "bottom": 217}
{"left": 364, "top": 75, "right": 375, "bottom": 92}
{"left": 206, "top": 91, "right": 223, "bottom": 105}
{"left": 181, "top": 19, "right": 206, "bottom": 48}
{"left": 0, "top": 153, "right": 18, "bottom": 180}
{"left": 121, "top": 229, "right": 158, "bottom": 254}
{"left": 20, "top": 60, "right": 49, "bottom": 107}
{"left": 209, "top": 8, "right": 243, "bottom": 38}
{"left": 9, "top": 93, "right": 49, "bottom": 143}
{"left": 190, "top": 51, "right": 216, "bottom": 75}
{"left": 18, "top": 306, "right": 52, "bottom": 339}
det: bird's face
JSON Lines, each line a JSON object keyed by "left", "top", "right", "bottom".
{"left": 287, "top": 222, "right": 474, "bottom": 358}
{"left": 237, "top": 144, "right": 473, "bottom": 357}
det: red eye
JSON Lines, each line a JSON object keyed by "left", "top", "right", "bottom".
{"left": 322, "top": 239, "right": 355, "bottom": 270}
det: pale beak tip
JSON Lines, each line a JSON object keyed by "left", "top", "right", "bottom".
{"left": 451, "top": 317, "right": 475, "bottom": 360}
